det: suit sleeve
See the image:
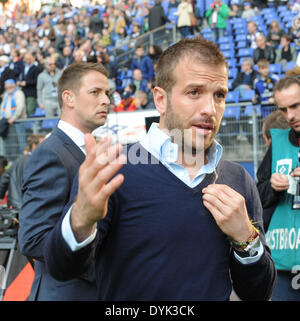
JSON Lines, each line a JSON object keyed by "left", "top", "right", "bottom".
{"left": 229, "top": 167, "right": 277, "bottom": 301}
{"left": 44, "top": 175, "right": 115, "bottom": 282}
{"left": 18, "top": 147, "right": 71, "bottom": 260}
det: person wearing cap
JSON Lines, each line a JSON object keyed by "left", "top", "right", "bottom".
{"left": 0, "top": 55, "right": 16, "bottom": 98}
{"left": 0, "top": 78, "right": 27, "bottom": 160}
{"left": 241, "top": 2, "right": 257, "bottom": 21}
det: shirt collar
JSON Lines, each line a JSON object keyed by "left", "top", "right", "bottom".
{"left": 58, "top": 120, "right": 86, "bottom": 154}
{"left": 140, "top": 122, "right": 223, "bottom": 172}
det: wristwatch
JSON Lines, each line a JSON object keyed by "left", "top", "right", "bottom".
{"left": 230, "top": 226, "right": 260, "bottom": 257}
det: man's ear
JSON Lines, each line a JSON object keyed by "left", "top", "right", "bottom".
{"left": 153, "top": 86, "right": 168, "bottom": 116}
{"left": 61, "top": 90, "right": 74, "bottom": 108}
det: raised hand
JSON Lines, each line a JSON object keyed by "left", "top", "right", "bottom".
{"left": 70, "top": 133, "right": 126, "bottom": 242}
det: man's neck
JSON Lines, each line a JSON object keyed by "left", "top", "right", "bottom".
{"left": 177, "top": 148, "right": 209, "bottom": 181}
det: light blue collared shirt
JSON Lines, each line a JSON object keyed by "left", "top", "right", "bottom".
{"left": 62, "top": 123, "right": 263, "bottom": 264}
{"left": 140, "top": 123, "right": 222, "bottom": 188}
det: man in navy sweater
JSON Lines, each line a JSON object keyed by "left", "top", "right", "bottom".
{"left": 44, "top": 37, "right": 276, "bottom": 301}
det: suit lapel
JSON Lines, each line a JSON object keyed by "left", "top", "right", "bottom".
{"left": 52, "top": 127, "right": 86, "bottom": 164}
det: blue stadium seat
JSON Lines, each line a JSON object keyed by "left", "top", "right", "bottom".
{"left": 228, "top": 67, "right": 238, "bottom": 79}
{"left": 218, "top": 105, "right": 241, "bottom": 144}
{"left": 161, "top": 0, "right": 169, "bottom": 15}
{"left": 41, "top": 119, "right": 59, "bottom": 130}
{"left": 241, "top": 104, "right": 262, "bottom": 117}
{"left": 29, "top": 107, "right": 46, "bottom": 118}
{"left": 237, "top": 48, "right": 254, "bottom": 58}
{"left": 227, "top": 58, "right": 237, "bottom": 68}
{"left": 234, "top": 34, "right": 247, "bottom": 42}
{"left": 236, "top": 41, "right": 247, "bottom": 49}
{"left": 218, "top": 36, "right": 232, "bottom": 44}
{"left": 222, "top": 50, "right": 235, "bottom": 59}
{"left": 269, "top": 63, "right": 282, "bottom": 75}
{"left": 240, "top": 105, "right": 263, "bottom": 138}
{"left": 238, "top": 89, "right": 255, "bottom": 102}
{"left": 225, "top": 91, "right": 239, "bottom": 103}
{"left": 219, "top": 43, "right": 231, "bottom": 51}
{"left": 223, "top": 105, "right": 240, "bottom": 120}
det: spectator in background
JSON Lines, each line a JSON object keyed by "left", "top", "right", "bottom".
{"left": 241, "top": 2, "right": 257, "bottom": 21}
{"left": 247, "top": 21, "right": 260, "bottom": 49}
{"left": 267, "top": 20, "right": 285, "bottom": 49}
{"left": 148, "top": 44, "right": 163, "bottom": 71}
{"left": 115, "top": 26, "right": 129, "bottom": 52}
{"left": 89, "top": 8, "right": 103, "bottom": 34}
{"left": 37, "top": 56, "right": 62, "bottom": 117}
{"left": 148, "top": 0, "right": 170, "bottom": 44}
{"left": 229, "top": 1, "right": 243, "bottom": 18}
{"left": 108, "top": 7, "right": 126, "bottom": 37}
{"left": 232, "top": 57, "right": 258, "bottom": 99}
{"left": 253, "top": 59, "right": 279, "bottom": 115}
{"left": 114, "top": 90, "right": 137, "bottom": 112}
{"left": 129, "top": 22, "right": 142, "bottom": 48}
{"left": 9, "top": 49, "right": 23, "bottom": 79}
{"left": 134, "top": 90, "right": 148, "bottom": 109}
{"left": 132, "top": 68, "right": 149, "bottom": 92}
{"left": 205, "top": 0, "right": 230, "bottom": 42}
{"left": 131, "top": 45, "right": 155, "bottom": 82}
{"left": 56, "top": 46, "right": 74, "bottom": 70}
{"left": 0, "top": 55, "right": 16, "bottom": 98}
{"left": 275, "top": 34, "right": 297, "bottom": 69}
{"left": 177, "top": 0, "right": 193, "bottom": 39}
{"left": 73, "top": 49, "right": 84, "bottom": 63}
{"left": 0, "top": 134, "right": 45, "bottom": 209}
{"left": 17, "top": 52, "right": 41, "bottom": 116}
{"left": 0, "top": 79, "right": 27, "bottom": 159}
{"left": 253, "top": 33, "right": 276, "bottom": 65}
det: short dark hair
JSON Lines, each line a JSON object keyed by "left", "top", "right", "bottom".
{"left": 27, "top": 134, "right": 45, "bottom": 151}
{"left": 57, "top": 62, "right": 109, "bottom": 108}
{"left": 274, "top": 76, "right": 300, "bottom": 94}
{"left": 155, "top": 37, "right": 227, "bottom": 94}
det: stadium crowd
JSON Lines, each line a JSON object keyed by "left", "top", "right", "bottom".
{"left": 0, "top": 0, "right": 298, "bottom": 120}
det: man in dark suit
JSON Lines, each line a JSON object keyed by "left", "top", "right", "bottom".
{"left": 18, "top": 62, "right": 110, "bottom": 301}
{"left": 17, "top": 52, "right": 41, "bottom": 116}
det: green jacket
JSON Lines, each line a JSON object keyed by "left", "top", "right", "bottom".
{"left": 205, "top": 3, "right": 230, "bottom": 29}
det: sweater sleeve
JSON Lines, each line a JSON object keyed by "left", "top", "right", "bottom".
{"left": 229, "top": 165, "right": 276, "bottom": 300}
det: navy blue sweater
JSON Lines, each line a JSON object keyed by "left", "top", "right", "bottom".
{"left": 44, "top": 144, "right": 276, "bottom": 301}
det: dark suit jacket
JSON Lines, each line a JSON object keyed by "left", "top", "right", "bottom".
{"left": 18, "top": 126, "right": 97, "bottom": 301}
{"left": 19, "top": 63, "right": 41, "bottom": 98}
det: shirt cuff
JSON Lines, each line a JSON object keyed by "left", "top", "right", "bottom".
{"left": 61, "top": 204, "right": 97, "bottom": 252}
{"left": 233, "top": 240, "right": 264, "bottom": 265}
